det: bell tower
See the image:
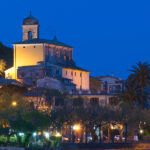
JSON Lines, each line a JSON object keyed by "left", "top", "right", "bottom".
{"left": 22, "top": 12, "right": 39, "bottom": 41}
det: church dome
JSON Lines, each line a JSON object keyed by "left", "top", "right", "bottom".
{"left": 23, "top": 14, "right": 39, "bottom": 25}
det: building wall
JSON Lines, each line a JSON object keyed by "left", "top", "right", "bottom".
{"left": 98, "top": 76, "right": 123, "bottom": 93}
{"left": 22, "top": 25, "right": 39, "bottom": 41}
{"left": 99, "top": 76, "right": 121, "bottom": 84}
{"left": 62, "top": 68, "right": 89, "bottom": 90}
{"left": 15, "top": 44, "right": 44, "bottom": 68}
{"left": 17, "top": 66, "right": 45, "bottom": 86}
{"left": 24, "top": 96, "right": 50, "bottom": 113}
{"left": 37, "top": 77, "right": 64, "bottom": 91}
{"left": 12, "top": 44, "right": 44, "bottom": 79}
{"left": 44, "top": 44, "right": 73, "bottom": 65}
{"left": 5, "top": 67, "right": 15, "bottom": 79}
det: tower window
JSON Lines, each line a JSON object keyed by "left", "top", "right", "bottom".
{"left": 80, "top": 73, "right": 82, "bottom": 77}
{"left": 28, "top": 31, "right": 33, "bottom": 40}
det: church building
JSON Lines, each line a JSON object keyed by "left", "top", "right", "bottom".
{"left": 5, "top": 13, "right": 90, "bottom": 91}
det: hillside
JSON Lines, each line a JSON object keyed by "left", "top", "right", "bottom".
{"left": 0, "top": 42, "right": 13, "bottom": 69}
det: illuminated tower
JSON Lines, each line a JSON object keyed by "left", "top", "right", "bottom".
{"left": 22, "top": 12, "right": 39, "bottom": 41}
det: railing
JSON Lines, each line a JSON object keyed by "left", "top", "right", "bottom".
{"left": 68, "top": 90, "right": 118, "bottom": 96}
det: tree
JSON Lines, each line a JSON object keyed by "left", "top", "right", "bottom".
{"left": 0, "top": 84, "right": 27, "bottom": 96}
{"left": 10, "top": 110, "right": 50, "bottom": 147}
{"left": 0, "top": 59, "right": 6, "bottom": 77}
{"left": 0, "top": 89, "right": 50, "bottom": 147}
{"left": 90, "top": 77, "right": 101, "bottom": 92}
{"left": 0, "top": 42, "right": 13, "bottom": 68}
{"left": 127, "top": 61, "right": 150, "bottom": 108}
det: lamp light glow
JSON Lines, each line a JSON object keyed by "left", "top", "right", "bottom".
{"left": 18, "top": 132, "right": 24, "bottom": 136}
{"left": 33, "top": 132, "right": 37, "bottom": 137}
{"left": 111, "top": 125, "right": 114, "bottom": 130}
{"left": 140, "top": 129, "right": 143, "bottom": 134}
{"left": 12, "top": 101, "right": 17, "bottom": 106}
{"left": 73, "top": 124, "right": 81, "bottom": 131}
{"left": 44, "top": 132, "right": 49, "bottom": 138}
{"left": 55, "top": 132, "right": 61, "bottom": 137}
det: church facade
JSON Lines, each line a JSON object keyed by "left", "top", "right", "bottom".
{"left": 5, "top": 13, "right": 90, "bottom": 91}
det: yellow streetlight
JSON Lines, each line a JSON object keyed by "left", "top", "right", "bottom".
{"left": 55, "top": 132, "right": 62, "bottom": 137}
{"left": 12, "top": 101, "right": 17, "bottom": 107}
{"left": 111, "top": 125, "right": 114, "bottom": 130}
{"left": 140, "top": 129, "right": 143, "bottom": 134}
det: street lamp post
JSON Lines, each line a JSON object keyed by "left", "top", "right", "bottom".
{"left": 111, "top": 125, "right": 114, "bottom": 143}
{"left": 72, "top": 124, "right": 81, "bottom": 143}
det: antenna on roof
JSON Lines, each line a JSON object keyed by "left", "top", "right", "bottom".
{"left": 53, "top": 30, "right": 57, "bottom": 41}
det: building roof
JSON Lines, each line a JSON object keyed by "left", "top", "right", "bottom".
{"left": 57, "top": 63, "right": 89, "bottom": 72}
{"left": 64, "top": 66, "right": 89, "bottom": 72}
{"left": 13, "top": 38, "right": 73, "bottom": 48}
{"left": 23, "top": 13, "right": 39, "bottom": 25}
{"left": 98, "top": 75, "right": 121, "bottom": 81}
{"left": 0, "top": 78, "right": 19, "bottom": 86}
{"left": 24, "top": 90, "right": 43, "bottom": 97}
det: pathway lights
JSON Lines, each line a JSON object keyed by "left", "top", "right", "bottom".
{"left": 33, "top": 132, "right": 37, "bottom": 137}
{"left": 18, "top": 132, "right": 24, "bottom": 136}
{"left": 55, "top": 132, "right": 62, "bottom": 137}
{"left": 44, "top": 132, "right": 49, "bottom": 138}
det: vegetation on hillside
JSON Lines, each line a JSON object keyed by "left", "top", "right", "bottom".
{"left": 0, "top": 42, "right": 13, "bottom": 69}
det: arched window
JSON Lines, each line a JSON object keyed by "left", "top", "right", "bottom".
{"left": 28, "top": 31, "right": 32, "bottom": 40}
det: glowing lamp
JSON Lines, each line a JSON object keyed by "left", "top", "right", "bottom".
{"left": 55, "top": 132, "right": 61, "bottom": 137}
{"left": 140, "top": 129, "right": 143, "bottom": 134}
{"left": 44, "top": 132, "right": 49, "bottom": 138}
{"left": 12, "top": 101, "right": 17, "bottom": 106}
{"left": 73, "top": 124, "right": 81, "bottom": 131}
{"left": 33, "top": 132, "right": 37, "bottom": 137}
{"left": 18, "top": 132, "right": 24, "bottom": 136}
{"left": 111, "top": 125, "right": 114, "bottom": 130}
{"left": 38, "top": 132, "right": 41, "bottom": 136}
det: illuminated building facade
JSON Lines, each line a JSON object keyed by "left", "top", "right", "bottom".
{"left": 5, "top": 13, "right": 90, "bottom": 91}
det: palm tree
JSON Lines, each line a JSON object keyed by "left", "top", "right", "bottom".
{"left": 128, "top": 61, "right": 150, "bottom": 108}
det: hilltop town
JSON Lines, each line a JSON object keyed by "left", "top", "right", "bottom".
{"left": 0, "top": 13, "right": 150, "bottom": 149}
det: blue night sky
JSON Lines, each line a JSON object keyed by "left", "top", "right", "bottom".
{"left": 0, "top": 0, "right": 150, "bottom": 79}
